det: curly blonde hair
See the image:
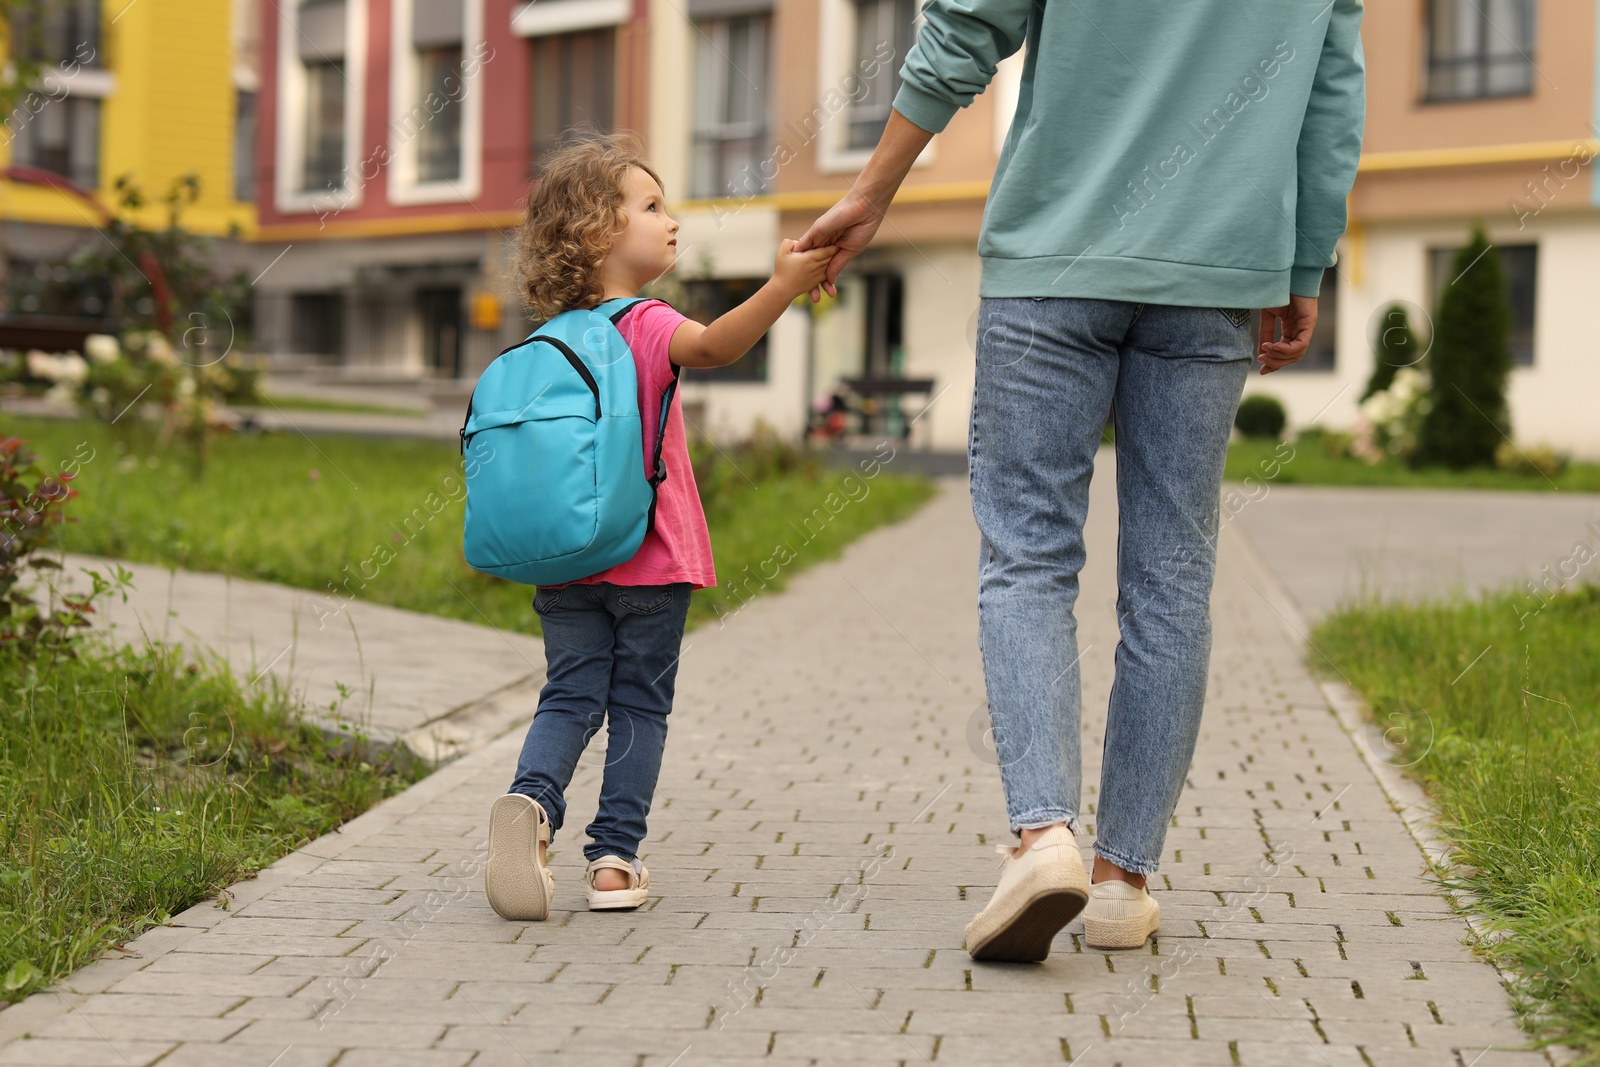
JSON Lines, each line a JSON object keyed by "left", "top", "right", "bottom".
{"left": 513, "top": 130, "right": 665, "bottom": 324}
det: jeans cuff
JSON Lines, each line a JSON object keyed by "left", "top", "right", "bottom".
{"left": 1009, "top": 810, "right": 1079, "bottom": 837}
{"left": 1092, "top": 840, "right": 1160, "bottom": 877}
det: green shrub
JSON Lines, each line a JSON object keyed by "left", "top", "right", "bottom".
{"left": 1495, "top": 440, "right": 1569, "bottom": 478}
{"left": 1234, "top": 394, "right": 1287, "bottom": 441}
{"left": 1414, "top": 222, "right": 1513, "bottom": 469}
{"left": 1363, "top": 302, "right": 1424, "bottom": 401}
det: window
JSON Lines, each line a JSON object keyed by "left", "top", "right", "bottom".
{"left": 679, "top": 279, "right": 770, "bottom": 382}
{"left": 1278, "top": 268, "right": 1337, "bottom": 372}
{"left": 690, "top": 14, "right": 771, "bottom": 199}
{"left": 302, "top": 60, "right": 347, "bottom": 192}
{"left": 234, "top": 90, "right": 258, "bottom": 202}
{"left": 411, "top": 0, "right": 466, "bottom": 183}
{"left": 291, "top": 292, "right": 344, "bottom": 357}
{"left": 847, "top": 0, "right": 915, "bottom": 149}
{"left": 1428, "top": 243, "right": 1537, "bottom": 366}
{"left": 418, "top": 287, "right": 463, "bottom": 377}
{"left": 9, "top": 96, "right": 100, "bottom": 188}
{"left": 298, "top": 0, "right": 349, "bottom": 194}
{"left": 1425, "top": 0, "right": 1535, "bottom": 101}
{"left": 860, "top": 271, "right": 904, "bottom": 376}
{"left": 8, "top": 0, "right": 102, "bottom": 66}
{"left": 415, "top": 46, "right": 464, "bottom": 181}
{"left": 529, "top": 30, "right": 615, "bottom": 169}
{"left": 6, "top": 0, "right": 106, "bottom": 188}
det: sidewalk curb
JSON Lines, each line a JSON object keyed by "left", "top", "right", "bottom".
{"left": 0, "top": 705, "right": 525, "bottom": 1049}
{"left": 1227, "top": 523, "right": 1580, "bottom": 1067}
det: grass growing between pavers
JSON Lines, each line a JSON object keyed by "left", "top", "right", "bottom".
{"left": 0, "top": 639, "right": 424, "bottom": 1004}
{"left": 1312, "top": 584, "right": 1600, "bottom": 1062}
{"left": 1227, "top": 436, "right": 1600, "bottom": 493}
{"left": 5, "top": 416, "right": 937, "bottom": 635}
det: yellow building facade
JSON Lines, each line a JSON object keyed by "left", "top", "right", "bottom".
{"left": 0, "top": 0, "right": 256, "bottom": 239}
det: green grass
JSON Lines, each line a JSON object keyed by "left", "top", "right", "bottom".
{"left": 1313, "top": 585, "right": 1600, "bottom": 1061}
{"left": 2, "top": 416, "right": 937, "bottom": 635}
{"left": 1227, "top": 436, "right": 1600, "bottom": 492}
{"left": 249, "top": 395, "right": 429, "bottom": 418}
{"left": 0, "top": 638, "right": 422, "bottom": 1003}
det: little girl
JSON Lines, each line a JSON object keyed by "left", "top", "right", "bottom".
{"left": 483, "top": 132, "right": 836, "bottom": 920}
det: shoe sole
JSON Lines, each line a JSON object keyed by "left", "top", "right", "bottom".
{"left": 587, "top": 888, "right": 647, "bottom": 910}
{"left": 1083, "top": 900, "right": 1160, "bottom": 950}
{"left": 485, "top": 794, "right": 552, "bottom": 921}
{"left": 967, "top": 885, "right": 1088, "bottom": 962}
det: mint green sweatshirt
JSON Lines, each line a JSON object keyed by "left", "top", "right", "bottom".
{"left": 891, "top": 0, "right": 1366, "bottom": 308}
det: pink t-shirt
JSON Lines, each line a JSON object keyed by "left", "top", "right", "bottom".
{"left": 549, "top": 299, "right": 717, "bottom": 590}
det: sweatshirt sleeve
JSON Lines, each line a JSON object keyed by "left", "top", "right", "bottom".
{"left": 1290, "top": 0, "right": 1367, "bottom": 298}
{"left": 889, "top": 0, "right": 1034, "bottom": 135}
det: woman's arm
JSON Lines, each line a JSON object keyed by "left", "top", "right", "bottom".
{"left": 792, "top": 109, "right": 935, "bottom": 301}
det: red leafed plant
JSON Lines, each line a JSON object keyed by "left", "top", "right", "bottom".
{"left": 0, "top": 436, "right": 124, "bottom": 654}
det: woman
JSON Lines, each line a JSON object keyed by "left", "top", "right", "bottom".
{"left": 796, "top": 0, "right": 1365, "bottom": 961}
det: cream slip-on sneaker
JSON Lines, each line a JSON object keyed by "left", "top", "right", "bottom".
{"left": 963, "top": 824, "right": 1090, "bottom": 962}
{"left": 1081, "top": 877, "right": 1160, "bottom": 949}
{"left": 485, "top": 793, "right": 556, "bottom": 921}
{"left": 585, "top": 855, "right": 649, "bottom": 910}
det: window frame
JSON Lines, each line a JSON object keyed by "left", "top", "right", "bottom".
{"left": 689, "top": 12, "right": 773, "bottom": 200}
{"left": 677, "top": 277, "right": 773, "bottom": 383}
{"left": 1426, "top": 242, "right": 1538, "bottom": 367}
{"left": 274, "top": 0, "right": 369, "bottom": 214}
{"left": 527, "top": 28, "right": 618, "bottom": 173}
{"left": 814, "top": 0, "right": 934, "bottom": 174}
{"left": 387, "top": 0, "right": 486, "bottom": 205}
{"left": 9, "top": 93, "right": 103, "bottom": 190}
{"left": 1421, "top": 0, "right": 1537, "bottom": 103}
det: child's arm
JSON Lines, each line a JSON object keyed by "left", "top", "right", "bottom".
{"left": 669, "top": 239, "right": 837, "bottom": 369}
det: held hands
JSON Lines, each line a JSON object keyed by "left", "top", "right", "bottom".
{"left": 774, "top": 238, "right": 838, "bottom": 300}
{"left": 1257, "top": 295, "right": 1318, "bottom": 374}
{"left": 793, "top": 190, "right": 884, "bottom": 303}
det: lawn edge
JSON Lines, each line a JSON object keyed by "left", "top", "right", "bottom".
{"left": 0, "top": 724, "right": 523, "bottom": 1049}
{"left": 1226, "top": 524, "right": 1584, "bottom": 1067}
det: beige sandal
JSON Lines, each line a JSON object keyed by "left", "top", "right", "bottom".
{"left": 485, "top": 793, "right": 556, "bottom": 921}
{"left": 585, "top": 855, "right": 649, "bottom": 910}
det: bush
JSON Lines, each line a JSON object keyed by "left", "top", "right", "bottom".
{"left": 1364, "top": 302, "right": 1424, "bottom": 401}
{"left": 1495, "top": 440, "right": 1569, "bottom": 478}
{"left": 1414, "top": 222, "right": 1513, "bottom": 469}
{"left": 1234, "top": 394, "right": 1287, "bottom": 440}
{"left": 0, "top": 436, "right": 127, "bottom": 654}
{"left": 1295, "top": 426, "right": 1356, "bottom": 460}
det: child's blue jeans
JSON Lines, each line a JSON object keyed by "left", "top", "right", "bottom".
{"left": 510, "top": 581, "right": 693, "bottom": 862}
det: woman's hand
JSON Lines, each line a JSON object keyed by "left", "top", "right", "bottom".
{"left": 793, "top": 190, "right": 887, "bottom": 302}
{"left": 793, "top": 110, "right": 935, "bottom": 301}
{"left": 1257, "top": 295, "right": 1318, "bottom": 374}
{"left": 773, "top": 238, "right": 838, "bottom": 299}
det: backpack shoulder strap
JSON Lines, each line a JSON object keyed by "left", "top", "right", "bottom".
{"left": 598, "top": 296, "right": 650, "bottom": 323}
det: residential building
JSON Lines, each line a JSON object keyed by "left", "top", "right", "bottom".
{"left": 1245, "top": 0, "right": 1600, "bottom": 459}
{"left": 659, "top": 0, "right": 1600, "bottom": 459}
{"left": 250, "top": 0, "right": 652, "bottom": 383}
{"left": 654, "top": 0, "right": 1016, "bottom": 449}
{"left": 0, "top": 0, "right": 257, "bottom": 325}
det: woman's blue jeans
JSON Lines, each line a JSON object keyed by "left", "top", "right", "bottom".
{"left": 509, "top": 581, "right": 693, "bottom": 863}
{"left": 971, "top": 297, "right": 1254, "bottom": 875}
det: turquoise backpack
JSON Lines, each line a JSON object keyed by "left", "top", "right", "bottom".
{"left": 459, "top": 296, "right": 681, "bottom": 586}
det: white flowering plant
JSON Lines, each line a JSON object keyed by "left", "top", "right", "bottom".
{"left": 1349, "top": 367, "right": 1432, "bottom": 464}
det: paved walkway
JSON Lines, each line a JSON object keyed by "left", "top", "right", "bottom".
{"left": 1, "top": 460, "right": 1560, "bottom": 1066}
{"left": 55, "top": 554, "right": 547, "bottom": 764}
{"left": 1234, "top": 484, "right": 1600, "bottom": 619}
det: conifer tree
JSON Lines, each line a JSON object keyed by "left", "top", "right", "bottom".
{"left": 1413, "top": 223, "right": 1512, "bottom": 468}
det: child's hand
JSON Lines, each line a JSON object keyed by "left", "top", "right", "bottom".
{"left": 774, "top": 238, "right": 838, "bottom": 299}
